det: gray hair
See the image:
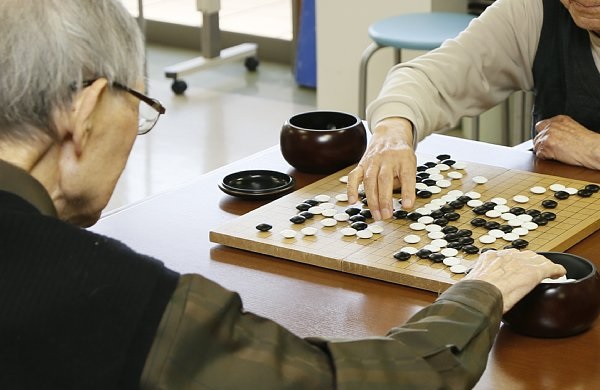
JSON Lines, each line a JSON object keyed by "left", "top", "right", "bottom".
{"left": 0, "top": 0, "right": 144, "bottom": 141}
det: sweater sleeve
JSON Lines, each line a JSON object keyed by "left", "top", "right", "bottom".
{"left": 367, "top": 0, "right": 543, "bottom": 144}
{"left": 141, "top": 276, "right": 502, "bottom": 390}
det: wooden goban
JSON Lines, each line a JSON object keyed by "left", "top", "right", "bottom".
{"left": 209, "top": 156, "right": 600, "bottom": 293}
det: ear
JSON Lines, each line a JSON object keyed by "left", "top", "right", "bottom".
{"left": 69, "top": 78, "right": 109, "bottom": 156}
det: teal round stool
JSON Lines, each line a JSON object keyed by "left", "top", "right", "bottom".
{"left": 358, "top": 12, "right": 477, "bottom": 134}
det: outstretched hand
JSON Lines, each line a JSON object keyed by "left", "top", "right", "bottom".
{"left": 347, "top": 117, "right": 417, "bottom": 221}
{"left": 464, "top": 249, "right": 566, "bottom": 313}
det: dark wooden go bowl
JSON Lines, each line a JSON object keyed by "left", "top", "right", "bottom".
{"left": 280, "top": 111, "right": 367, "bottom": 174}
{"left": 502, "top": 252, "right": 600, "bottom": 338}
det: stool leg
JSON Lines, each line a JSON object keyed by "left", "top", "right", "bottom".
{"left": 359, "top": 43, "right": 382, "bottom": 119}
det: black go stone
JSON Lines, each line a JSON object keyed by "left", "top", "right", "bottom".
{"left": 350, "top": 221, "right": 368, "bottom": 231}
{"left": 345, "top": 207, "right": 361, "bottom": 216}
{"left": 296, "top": 203, "right": 312, "bottom": 211}
{"left": 448, "top": 200, "right": 465, "bottom": 209}
{"left": 303, "top": 199, "right": 320, "bottom": 207}
{"left": 430, "top": 209, "right": 445, "bottom": 219}
{"left": 417, "top": 190, "right": 433, "bottom": 199}
{"left": 422, "top": 179, "right": 437, "bottom": 186}
{"left": 416, "top": 165, "right": 428, "bottom": 172}
{"left": 424, "top": 161, "right": 437, "bottom": 168}
{"left": 415, "top": 176, "right": 423, "bottom": 183}
{"left": 361, "top": 198, "right": 369, "bottom": 206}
{"left": 349, "top": 215, "right": 366, "bottom": 223}
{"left": 482, "top": 201, "right": 497, "bottom": 210}
{"left": 459, "top": 237, "right": 475, "bottom": 246}
{"left": 540, "top": 211, "right": 556, "bottom": 221}
{"left": 457, "top": 229, "right": 473, "bottom": 237}
{"left": 509, "top": 207, "right": 526, "bottom": 215}
{"left": 499, "top": 225, "right": 514, "bottom": 233}
{"left": 358, "top": 189, "right": 366, "bottom": 198}
{"left": 444, "top": 212, "right": 461, "bottom": 221}
{"left": 416, "top": 249, "right": 433, "bottom": 259}
{"left": 255, "top": 223, "right": 272, "bottom": 232}
{"left": 442, "top": 159, "right": 456, "bottom": 166}
{"left": 436, "top": 154, "right": 451, "bottom": 161}
{"left": 290, "top": 215, "right": 306, "bottom": 224}
{"left": 442, "top": 225, "right": 459, "bottom": 234}
{"left": 393, "top": 210, "right": 408, "bottom": 219}
{"left": 407, "top": 212, "right": 423, "bottom": 221}
{"left": 429, "top": 253, "right": 446, "bottom": 263}
{"left": 542, "top": 200, "right": 558, "bottom": 209}
{"left": 299, "top": 211, "right": 314, "bottom": 219}
{"left": 578, "top": 189, "right": 593, "bottom": 198}
{"left": 585, "top": 184, "right": 600, "bottom": 193}
{"left": 471, "top": 218, "right": 487, "bottom": 227}
{"left": 457, "top": 195, "right": 472, "bottom": 203}
{"left": 433, "top": 218, "right": 449, "bottom": 226}
{"left": 526, "top": 209, "right": 542, "bottom": 217}
{"left": 473, "top": 206, "right": 488, "bottom": 215}
{"left": 511, "top": 239, "right": 529, "bottom": 249}
{"left": 360, "top": 209, "right": 372, "bottom": 219}
{"left": 484, "top": 221, "right": 501, "bottom": 230}
{"left": 439, "top": 205, "right": 455, "bottom": 214}
{"left": 480, "top": 248, "right": 497, "bottom": 253}
{"left": 532, "top": 215, "right": 548, "bottom": 226}
{"left": 393, "top": 251, "right": 412, "bottom": 261}
{"left": 447, "top": 241, "right": 463, "bottom": 249}
{"left": 444, "top": 232, "right": 460, "bottom": 242}
{"left": 416, "top": 172, "right": 430, "bottom": 179}
{"left": 554, "top": 191, "right": 570, "bottom": 200}
{"left": 462, "top": 245, "right": 480, "bottom": 254}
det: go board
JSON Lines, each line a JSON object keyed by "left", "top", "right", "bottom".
{"left": 209, "top": 155, "right": 600, "bottom": 293}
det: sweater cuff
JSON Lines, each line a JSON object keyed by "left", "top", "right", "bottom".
{"left": 438, "top": 280, "right": 503, "bottom": 320}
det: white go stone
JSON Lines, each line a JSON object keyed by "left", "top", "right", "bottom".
{"left": 320, "top": 202, "right": 335, "bottom": 209}
{"left": 522, "top": 221, "right": 539, "bottom": 230}
{"left": 447, "top": 171, "right": 464, "bottom": 179}
{"left": 429, "top": 173, "right": 444, "bottom": 181}
{"left": 494, "top": 204, "right": 510, "bottom": 213}
{"left": 320, "top": 218, "right": 338, "bottom": 227}
{"left": 508, "top": 218, "right": 523, "bottom": 227}
{"left": 472, "top": 176, "right": 488, "bottom": 184}
{"left": 425, "top": 203, "right": 442, "bottom": 211}
{"left": 400, "top": 246, "right": 418, "bottom": 255}
{"left": 485, "top": 210, "right": 502, "bottom": 218}
{"left": 356, "top": 229, "right": 374, "bottom": 239}
{"left": 340, "top": 227, "right": 357, "bottom": 236}
{"left": 410, "top": 222, "right": 427, "bottom": 231}
{"left": 549, "top": 183, "right": 566, "bottom": 192}
{"left": 308, "top": 206, "right": 323, "bottom": 215}
{"left": 425, "top": 167, "right": 441, "bottom": 174}
{"left": 436, "top": 163, "right": 451, "bottom": 171}
{"left": 404, "top": 234, "right": 421, "bottom": 244}
{"left": 425, "top": 224, "right": 443, "bottom": 232}
{"left": 479, "top": 235, "right": 496, "bottom": 244}
{"left": 321, "top": 208, "right": 337, "bottom": 217}
{"left": 280, "top": 229, "right": 297, "bottom": 239}
{"left": 448, "top": 189, "right": 464, "bottom": 197}
{"left": 441, "top": 194, "right": 458, "bottom": 202}
{"left": 301, "top": 227, "right": 318, "bottom": 236}
{"left": 428, "top": 231, "right": 445, "bottom": 239}
{"left": 315, "top": 194, "right": 331, "bottom": 203}
{"left": 500, "top": 212, "right": 516, "bottom": 221}
{"left": 443, "top": 257, "right": 462, "bottom": 266}
{"left": 488, "top": 229, "right": 506, "bottom": 238}
{"left": 418, "top": 216, "right": 434, "bottom": 224}
{"left": 415, "top": 207, "right": 432, "bottom": 215}
{"left": 416, "top": 182, "right": 428, "bottom": 190}
{"left": 517, "top": 214, "right": 533, "bottom": 222}
{"left": 491, "top": 197, "right": 508, "bottom": 205}
{"left": 512, "top": 227, "right": 529, "bottom": 236}
{"left": 436, "top": 180, "right": 452, "bottom": 188}
{"left": 565, "top": 187, "right": 578, "bottom": 195}
{"left": 338, "top": 175, "right": 349, "bottom": 184}
{"left": 512, "top": 195, "right": 530, "bottom": 203}
{"left": 335, "top": 193, "right": 349, "bottom": 202}
{"left": 467, "top": 199, "right": 484, "bottom": 208}
{"left": 431, "top": 239, "right": 448, "bottom": 248}
{"left": 334, "top": 213, "right": 350, "bottom": 221}
{"left": 503, "top": 232, "right": 519, "bottom": 241}
{"left": 465, "top": 191, "right": 481, "bottom": 199}
{"left": 453, "top": 161, "right": 468, "bottom": 169}
{"left": 530, "top": 186, "right": 547, "bottom": 194}
{"left": 441, "top": 248, "right": 459, "bottom": 257}
{"left": 450, "top": 264, "right": 469, "bottom": 274}
{"left": 426, "top": 186, "right": 442, "bottom": 194}
{"left": 430, "top": 198, "right": 447, "bottom": 206}
{"left": 367, "top": 224, "right": 384, "bottom": 234}
{"left": 423, "top": 244, "right": 441, "bottom": 252}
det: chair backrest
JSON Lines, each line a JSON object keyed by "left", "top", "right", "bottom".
{"left": 468, "top": 0, "right": 496, "bottom": 16}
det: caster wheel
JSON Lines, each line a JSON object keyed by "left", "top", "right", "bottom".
{"left": 171, "top": 79, "right": 187, "bottom": 95}
{"left": 244, "top": 56, "right": 259, "bottom": 72}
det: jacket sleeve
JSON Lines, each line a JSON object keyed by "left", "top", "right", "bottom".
{"left": 141, "top": 275, "right": 502, "bottom": 390}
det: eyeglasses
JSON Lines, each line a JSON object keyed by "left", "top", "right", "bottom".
{"left": 80, "top": 80, "right": 166, "bottom": 135}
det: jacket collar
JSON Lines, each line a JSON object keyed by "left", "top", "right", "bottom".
{"left": 0, "top": 159, "right": 57, "bottom": 217}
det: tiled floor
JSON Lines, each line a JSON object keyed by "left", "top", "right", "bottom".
{"left": 121, "top": 0, "right": 293, "bottom": 40}
{"left": 105, "top": 43, "right": 316, "bottom": 212}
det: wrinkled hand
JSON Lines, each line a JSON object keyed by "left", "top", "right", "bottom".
{"left": 464, "top": 249, "right": 566, "bottom": 313}
{"left": 533, "top": 115, "right": 600, "bottom": 169}
{"left": 347, "top": 117, "right": 416, "bottom": 220}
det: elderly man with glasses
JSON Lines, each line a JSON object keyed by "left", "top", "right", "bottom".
{"left": 0, "top": 1, "right": 565, "bottom": 389}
